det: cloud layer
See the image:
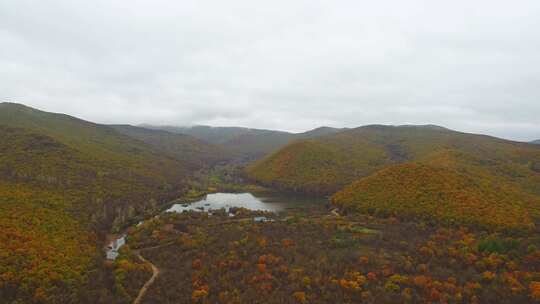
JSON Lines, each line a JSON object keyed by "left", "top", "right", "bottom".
{"left": 1, "top": 0, "right": 539, "bottom": 140}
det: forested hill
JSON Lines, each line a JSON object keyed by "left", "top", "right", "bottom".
{"left": 0, "top": 103, "right": 229, "bottom": 303}
{"left": 0, "top": 103, "right": 231, "bottom": 219}
{"left": 141, "top": 125, "right": 279, "bottom": 144}
{"left": 247, "top": 125, "right": 540, "bottom": 231}
{"left": 144, "top": 124, "right": 344, "bottom": 160}
{"left": 110, "top": 124, "right": 234, "bottom": 166}
{"left": 248, "top": 124, "right": 540, "bottom": 195}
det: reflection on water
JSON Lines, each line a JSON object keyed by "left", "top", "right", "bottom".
{"left": 167, "top": 192, "right": 323, "bottom": 213}
{"left": 106, "top": 192, "right": 324, "bottom": 260}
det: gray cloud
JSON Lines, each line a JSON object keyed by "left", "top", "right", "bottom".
{"left": 1, "top": 0, "right": 539, "bottom": 140}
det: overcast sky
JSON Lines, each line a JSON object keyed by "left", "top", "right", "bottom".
{"left": 1, "top": 1, "right": 539, "bottom": 141}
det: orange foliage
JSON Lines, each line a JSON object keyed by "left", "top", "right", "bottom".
{"left": 257, "top": 263, "right": 267, "bottom": 273}
{"left": 192, "top": 287, "right": 209, "bottom": 302}
{"left": 331, "top": 161, "right": 539, "bottom": 231}
{"left": 293, "top": 291, "right": 307, "bottom": 303}
{"left": 282, "top": 238, "right": 295, "bottom": 248}
{"left": 192, "top": 259, "right": 202, "bottom": 270}
{"left": 367, "top": 272, "right": 377, "bottom": 281}
{"left": 482, "top": 271, "right": 496, "bottom": 282}
{"left": 530, "top": 282, "right": 540, "bottom": 301}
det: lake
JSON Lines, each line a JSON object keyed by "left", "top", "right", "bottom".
{"left": 106, "top": 192, "right": 324, "bottom": 260}
{"left": 166, "top": 192, "right": 324, "bottom": 213}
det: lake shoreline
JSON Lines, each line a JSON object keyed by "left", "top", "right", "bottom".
{"left": 105, "top": 190, "right": 327, "bottom": 260}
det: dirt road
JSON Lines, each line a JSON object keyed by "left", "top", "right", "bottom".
{"left": 133, "top": 252, "right": 159, "bottom": 304}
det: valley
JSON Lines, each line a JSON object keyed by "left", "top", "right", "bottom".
{"left": 6, "top": 0, "right": 540, "bottom": 302}
{"left": 2, "top": 103, "right": 540, "bottom": 303}
{"left": 115, "top": 203, "right": 540, "bottom": 304}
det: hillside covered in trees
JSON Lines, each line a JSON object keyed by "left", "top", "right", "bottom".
{"left": 145, "top": 124, "right": 343, "bottom": 160}
{"left": 247, "top": 125, "right": 540, "bottom": 230}
{"left": 121, "top": 208, "right": 540, "bottom": 304}
{"left": 110, "top": 124, "right": 233, "bottom": 166}
{"left": 2, "top": 103, "right": 540, "bottom": 303}
{"left": 0, "top": 103, "right": 232, "bottom": 303}
{"left": 331, "top": 160, "right": 539, "bottom": 231}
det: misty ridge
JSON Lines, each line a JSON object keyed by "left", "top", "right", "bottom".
{"left": 2, "top": 1, "right": 540, "bottom": 304}
{"left": 2, "top": 1, "right": 540, "bottom": 141}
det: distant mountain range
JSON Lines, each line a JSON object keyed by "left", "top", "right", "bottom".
{"left": 110, "top": 124, "right": 232, "bottom": 165}
{"left": 532, "top": 139, "right": 540, "bottom": 145}
{"left": 142, "top": 124, "right": 345, "bottom": 160}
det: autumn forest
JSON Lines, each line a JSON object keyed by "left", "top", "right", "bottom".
{"left": 1, "top": 103, "right": 540, "bottom": 304}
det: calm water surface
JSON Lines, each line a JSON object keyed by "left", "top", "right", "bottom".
{"left": 167, "top": 192, "right": 324, "bottom": 213}
{"left": 107, "top": 192, "right": 324, "bottom": 259}
{"left": 106, "top": 234, "right": 126, "bottom": 260}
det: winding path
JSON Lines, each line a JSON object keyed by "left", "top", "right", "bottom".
{"left": 129, "top": 217, "right": 303, "bottom": 303}
{"left": 133, "top": 252, "right": 159, "bottom": 304}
